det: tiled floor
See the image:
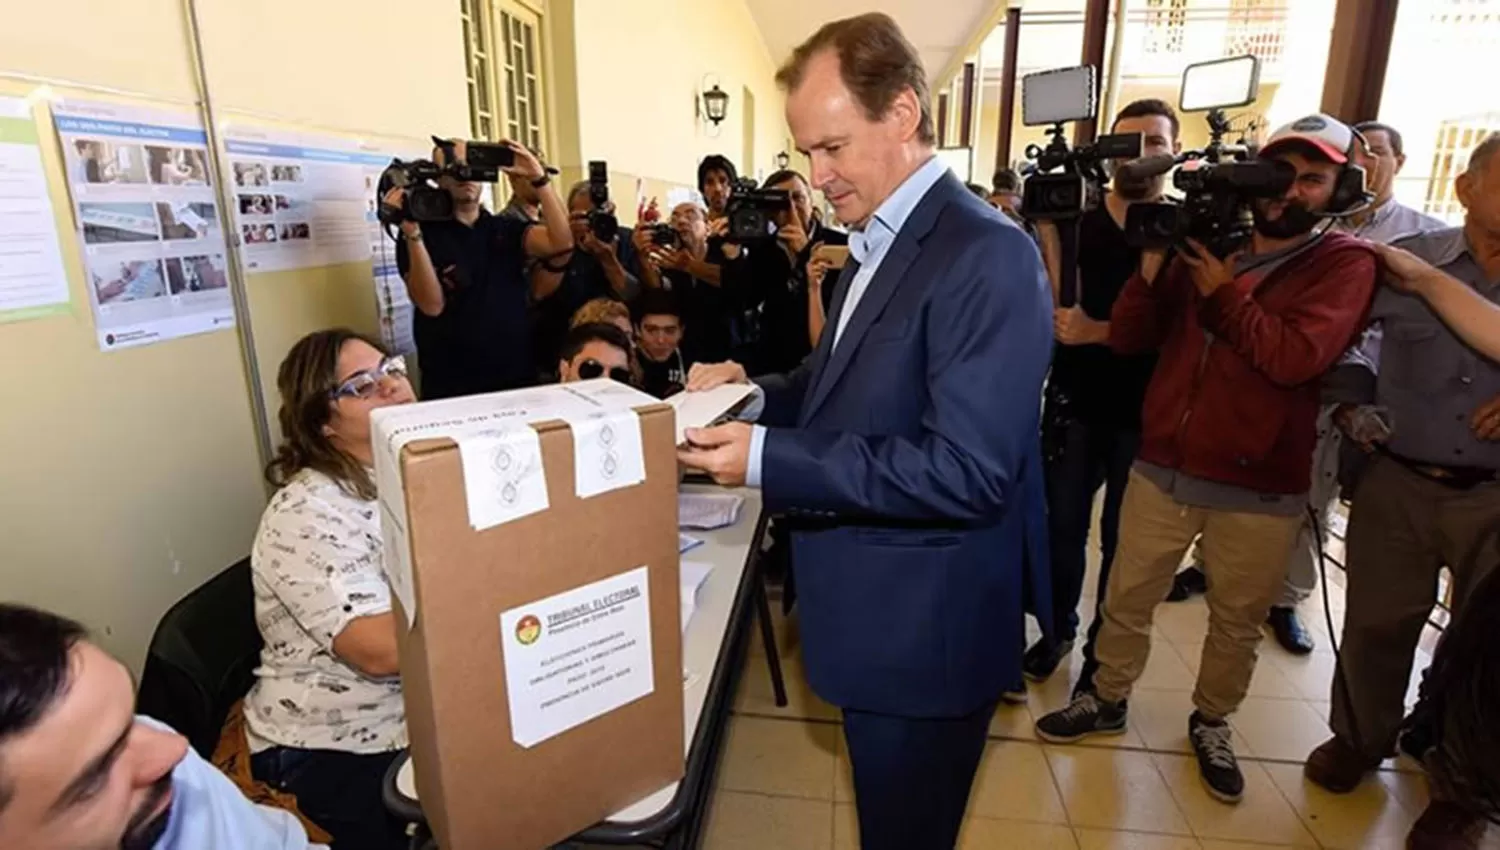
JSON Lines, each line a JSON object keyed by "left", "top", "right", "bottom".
{"left": 701, "top": 529, "right": 1498, "bottom": 849}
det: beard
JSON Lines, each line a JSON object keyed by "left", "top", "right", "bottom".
{"left": 1252, "top": 200, "right": 1323, "bottom": 239}
{"left": 1113, "top": 172, "right": 1162, "bottom": 202}
{"left": 120, "top": 776, "right": 174, "bottom": 850}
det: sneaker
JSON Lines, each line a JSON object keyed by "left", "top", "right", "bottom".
{"left": 1189, "top": 712, "right": 1244, "bottom": 803}
{"left": 1034, "top": 692, "right": 1128, "bottom": 743}
{"left": 1023, "top": 637, "right": 1075, "bottom": 683}
{"left": 1165, "top": 566, "right": 1207, "bottom": 602}
{"left": 1266, "top": 606, "right": 1315, "bottom": 655}
{"left": 1407, "top": 799, "right": 1486, "bottom": 850}
{"left": 1304, "top": 735, "right": 1380, "bottom": 794}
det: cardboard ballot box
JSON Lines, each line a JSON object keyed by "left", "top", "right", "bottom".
{"left": 371, "top": 379, "right": 685, "bottom": 850}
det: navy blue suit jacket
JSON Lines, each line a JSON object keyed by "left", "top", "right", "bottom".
{"left": 756, "top": 172, "right": 1054, "bottom": 719}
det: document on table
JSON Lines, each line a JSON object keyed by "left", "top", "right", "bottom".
{"left": 679, "top": 533, "right": 704, "bottom": 554}
{"left": 666, "top": 384, "right": 757, "bottom": 446}
{"left": 679, "top": 560, "right": 713, "bottom": 636}
{"left": 678, "top": 492, "right": 744, "bottom": 530}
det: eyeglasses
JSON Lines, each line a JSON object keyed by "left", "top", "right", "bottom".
{"left": 576, "top": 359, "right": 633, "bottom": 384}
{"left": 329, "top": 355, "right": 407, "bottom": 401}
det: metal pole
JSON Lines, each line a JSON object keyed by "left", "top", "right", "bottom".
{"left": 180, "top": 0, "right": 274, "bottom": 470}
{"left": 994, "top": 6, "right": 1023, "bottom": 172}
{"left": 1100, "top": 0, "right": 1129, "bottom": 132}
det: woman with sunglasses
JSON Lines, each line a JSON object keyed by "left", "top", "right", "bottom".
{"left": 243, "top": 329, "right": 416, "bottom": 850}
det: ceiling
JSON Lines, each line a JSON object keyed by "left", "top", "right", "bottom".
{"left": 743, "top": 0, "right": 1002, "bottom": 87}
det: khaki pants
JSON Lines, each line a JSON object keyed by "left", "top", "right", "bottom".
{"left": 1331, "top": 455, "right": 1500, "bottom": 762}
{"left": 1094, "top": 471, "right": 1303, "bottom": 718}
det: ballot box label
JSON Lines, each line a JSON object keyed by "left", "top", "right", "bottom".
{"left": 499, "top": 566, "right": 655, "bottom": 748}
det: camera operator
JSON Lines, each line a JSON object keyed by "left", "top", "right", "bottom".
{"left": 698, "top": 154, "right": 738, "bottom": 221}
{"left": 1022, "top": 99, "right": 1181, "bottom": 693}
{"left": 633, "top": 197, "right": 739, "bottom": 364}
{"left": 727, "top": 168, "right": 849, "bottom": 375}
{"left": 390, "top": 139, "right": 573, "bottom": 399}
{"left": 1035, "top": 114, "right": 1378, "bottom": 805}
{"left": 529, "top": 179, "right": 639, "bottom": 374}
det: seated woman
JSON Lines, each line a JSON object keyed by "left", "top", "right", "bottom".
{"left": 244, "top": 329, "right": 415, "bottom": 850}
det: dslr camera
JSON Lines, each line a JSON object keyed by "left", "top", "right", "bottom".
{"left": 376, "top": 136, "right": 514, "bottom": 228}
{"left": 1018, "top": 65, "right": 1143, "bottom": 220}
{"left": 725, "top": 177, "right": 791, "bottom": 243}
{"left": 585, "top": 160, "right": 619, "bottom": 243}
{"left": 1124, "top": 55, "right": 1292, "bottom": 258}
{"left": 649, "top": 223, "right": 680, "bottom": 249}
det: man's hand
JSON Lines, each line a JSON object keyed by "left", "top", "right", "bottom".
{"left": 1374, "top": 242, "right": 1436, "bottom": 295}
{"left": 677, "top": 422, "right": 752, "bottom": 486}
{"left": 578, "top": 228, "right": 616, "bottom": 258}
{"left": 382, "top": 188, "right": 420, "bottom": 238}
{"left": 778, "top": 219, "right": 810, "bottom": 256}
{"left": 806, "top": 252, "right": 832, "bottom": 292}
{"left": 1053, "top": 306, "right": 1109, "bottom": 346}
{"left": 708, "top": 217, "right": 742, "bottom": 259}
{"left": 499, "top": 140, "right": 546, "bottom": 180}
{"left": 1470, "top": 394, "right": 1500, "bottom": 441}
{"left": 1180, "top": 239, "right": 1241, "bottom": 296}
{"left": 651, "top": 247, "right": 691, "bottom": 272}
{"left": 686, "top": 361, "right": 748, "bottom": 391}
{"left": 1334, "top": 404, "right": 1390, "bottom": 452}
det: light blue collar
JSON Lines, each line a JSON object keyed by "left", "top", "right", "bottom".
{"left": 848, "top": 155, "right": 948, "bottom": 264}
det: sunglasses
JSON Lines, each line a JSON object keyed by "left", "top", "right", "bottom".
{"left": 576, "top": 359, "right": 633, "bottom": 384}
{"left": 329, "top": 355, "right": 407, "bottom": 401}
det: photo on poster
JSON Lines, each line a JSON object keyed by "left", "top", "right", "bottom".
{"left": 238, "top": 194, "right": 274, "bottom": 216}
{"left": 165, "top": 254, "right": 229, "bottom": 294}
{"left": 233, "top": 161, "right": 268, "bottom": 187}
{"left": 145, "top": 145, "right": 210, "bottom": 186}
{"left": 79, "top": 202, "right": 161, "bottom": 244}
{"left": 70, "top": 139, "right": 150, "bottom": 185}
{"left": 92, "top": 258, "right": 167, "bottom": 305}
{"left": 243, "top": 223, "right": 279, "bottom": 244}
{"left": 155, "top": 202, "right": 220, "bottom": 241}
{"left": 278, "top": 222, "right": 311, "bottom": 241}
{"left": 271, "top": 164, "right": 304, "bottom": 183}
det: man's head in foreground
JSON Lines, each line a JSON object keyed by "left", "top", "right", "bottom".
{"left": 0, "top": 605, "right": 188, "bottom": 850}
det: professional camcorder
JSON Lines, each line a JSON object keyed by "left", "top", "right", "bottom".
{"left": 725, "top": 178, "right": 790, "bottom": 243}
{"left": 1018, "top": 65, "right": 1143, "bottom": 221}
{"left": 1123, "top": 55, "right": 1292, "bottom": 258}
{"left": 376, "top": 137, "right": 515, "bottom": 228}
{"left": 586, "top": 160, "right": 620, "bottom": 243}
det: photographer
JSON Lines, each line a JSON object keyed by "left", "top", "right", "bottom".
{"left": 728, "top": 168, "right": 848, "bottom": 375}
{"left": 633, "top": 197, "right": 738, "bottom": 364}
{"left": 1023, "top": 99, "right": 1181, "bottom": 693}
{"left": 390, "top": 139, "right": 573, "bottom": 400}
{"left": 529, "top": 178, "right": 639, "bottom": 373}
{"left": 1035, "top": 114, "right": 1378, "bottom": 805}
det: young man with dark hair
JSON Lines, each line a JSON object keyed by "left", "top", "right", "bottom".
{"left": 697, "top": 154, "right": 738, "bottom": 220}
{"left": 1023, "top": 98, "right": 1182, "bottom": 692}
{"left": 557, "top": 321, "right": 634, "bottom": 385}
{"left": 1034, "top": 115, "right": 1379, "bottom": 804}
{"left": 634, "top": 289, "right": 690, "bottom": 398}
{"left": 0, "top": 603, "right": 324, "bottom": 850}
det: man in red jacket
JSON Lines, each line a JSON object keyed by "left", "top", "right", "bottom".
{"left": 1034, "top": 115, "right": 1378, "bottom": 804}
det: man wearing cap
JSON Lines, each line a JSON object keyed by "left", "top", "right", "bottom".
{"left": 1033, "top": 114, "right": 1378, "bottom": 804}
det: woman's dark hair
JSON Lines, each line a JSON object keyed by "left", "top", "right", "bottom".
{"left": 0, "top": 605, "right": 87, "bottom": 806}
{"left": 697, "top": 155, "right": 739, "bottom": 193}
{"left": 561, "top": 322, "right": 634, "bottom": 364}
{"left": 266, "top": 328, "right": 390, "bottom": 501}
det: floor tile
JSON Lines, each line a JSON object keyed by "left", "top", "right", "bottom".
{"left": 1046, "top": 746, "right": 1193, "bottom": 835}
{"left": 990, "top": 700, "right": 1039, "bottom": 741}
{"left": 833, "top": 731, "right": 853, "bottom": 804}
{"left": 1153, "top": 754, "right": 1318, "bottom": 846}
{"left": 1128, "top": 689, "right": 1252, "bottom": 756}
{"left": 1137, "top": 640, "right": 1200, "bottom": 692}
{"left": 832, "top": 802, "right": 857, "bottom": 850}
{"left": 1153, "top": 600, "right": 1212, "bottom": 646}
{"left": 734, "top": 651, "right": 841, "bottom": 722}
{"left": 1262, "top": 761, "right": 1419, "bottom": 850}
{"left": 1075, "top": 828, "right": 1203, "bottom": 850}
{"left": 1227, "top": 697, "right": 1330, "bottom": 763}
{"left": 959, "top": 817, "right": 1079, "bottom": 848}
{"left": 1262, "top": 650, "right": 1339, "bottom": 702}
{"left": 967, "top": 740, "right": 1070, "bottom": 824}
{"left": 702, "top": 791, "right": 833, "bottom": 850}
{"left": 716, "top": 716, "right": 838, "bottom": 800}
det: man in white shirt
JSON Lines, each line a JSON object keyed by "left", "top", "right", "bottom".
{"left": 0, "top": 603, "right": 323, "bottom": 850}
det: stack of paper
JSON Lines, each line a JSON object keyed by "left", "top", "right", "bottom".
{"left": 666, "top": 384, "right": 757, "bottom": 446}
{"left": 678, "top": 493, "right": 744, "bottom": 530}
{"left": 679, "top": 533, "right": 704, "bottom": 554}
{"left": 679, "top": 561, "right": 714, "bottom": 636}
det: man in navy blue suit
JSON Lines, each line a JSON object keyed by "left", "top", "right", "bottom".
{"left": 677, "top": 13, "right": 1053, "bottom": 849}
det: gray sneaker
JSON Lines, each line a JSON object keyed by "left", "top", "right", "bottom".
{"left": 1189, "top": 712, "right": 1244, "bottom": 803}
{"left": 1034, "top": 692, "right": 1128, "bottom": 744}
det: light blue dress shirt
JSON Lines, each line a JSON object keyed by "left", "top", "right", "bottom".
{"left": 141, "top": 716, "right": 325, "bottom": 850}
{"left": 745, "top": 156, "right": 950, "bottom": 487}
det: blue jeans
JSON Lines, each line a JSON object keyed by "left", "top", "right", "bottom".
{"left": 1043, "top": 416, "right": 1140, "bottom": 682}
{"left": 251, "top": 746, "right": 409, "bottom": 850}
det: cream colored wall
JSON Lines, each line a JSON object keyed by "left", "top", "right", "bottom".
{"left": 0, "top": 0, "right": 468, "bottom": 673}
{"left": 561, "top": 0, "right": 790, "bottom": 218}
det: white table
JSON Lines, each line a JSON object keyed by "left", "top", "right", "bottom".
{"left": 386, "top": 484, "right": 778, "bottom": 846}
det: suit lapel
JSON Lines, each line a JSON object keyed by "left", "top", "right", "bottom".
{"left": 796, "top": 259, "right": 858, "bottom": 426}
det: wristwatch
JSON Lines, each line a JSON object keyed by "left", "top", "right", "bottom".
{"left": 403, "top": 230, "right": 423, "bottom": 243}
{"left": 530, "top": 175, "right": 551, "bottom": 188}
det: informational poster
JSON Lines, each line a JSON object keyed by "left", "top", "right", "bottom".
{"left": 0, "top": 96, "right": 70, "bottom": 323}
{"left": 371, "top": 235, "right": 415, "bottom": 356}
{"left": 52, "top": 99, "right": 234, "bottom": 350}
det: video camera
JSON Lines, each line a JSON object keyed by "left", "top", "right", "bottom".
{"left": 376, "top": 137, "right": 514, "bottom": 229}
{"left": 1123, "top": 55, "right": 1292, "bottom": 258}
{"left": 725, "top": 177, "right": 790, "bottom": 243}
{"left": 1018, "top": 65, "right": 1143, "bottom": 220}
{"left": 586, "top": 160, "right": 620, "bottom": 243}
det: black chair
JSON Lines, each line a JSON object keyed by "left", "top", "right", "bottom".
{"left": 136, "top": 557, "right": 263, "bottom": 757}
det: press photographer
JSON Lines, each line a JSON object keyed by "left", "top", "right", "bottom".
{"left": 1035, "top": 106, "right": 1379, "bottom": 805}
{"left": 1024, "top": 98, "right": 1181, "bottom": 694}
{"left": 384, "top": 138, "right": 573, "bottom": 399}
{"left": 633, "top": 195, "right": 738, "bottom": 364}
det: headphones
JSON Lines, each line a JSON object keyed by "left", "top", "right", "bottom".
{"left": 1326, "top": 124, "right": 1375, "bottom": 216}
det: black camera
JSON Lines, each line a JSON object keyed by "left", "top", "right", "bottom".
{"left": 1017, "top": 65, "right": 1142, "bottom": 220}
{"left": 586, "top": 160, "right": 619, "bottom": 243}
{"left": 375, "top": 137, "right": 513, "bottom": 229}
{"left": 649, "top": 223, "right": 680, "bottom": 249}
{"left": 725, "top": 178, "right": 790, "bottom": 243}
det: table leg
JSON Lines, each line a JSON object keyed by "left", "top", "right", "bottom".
{"left": 754, "top": 571, "right": 788, "bottom": 708}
